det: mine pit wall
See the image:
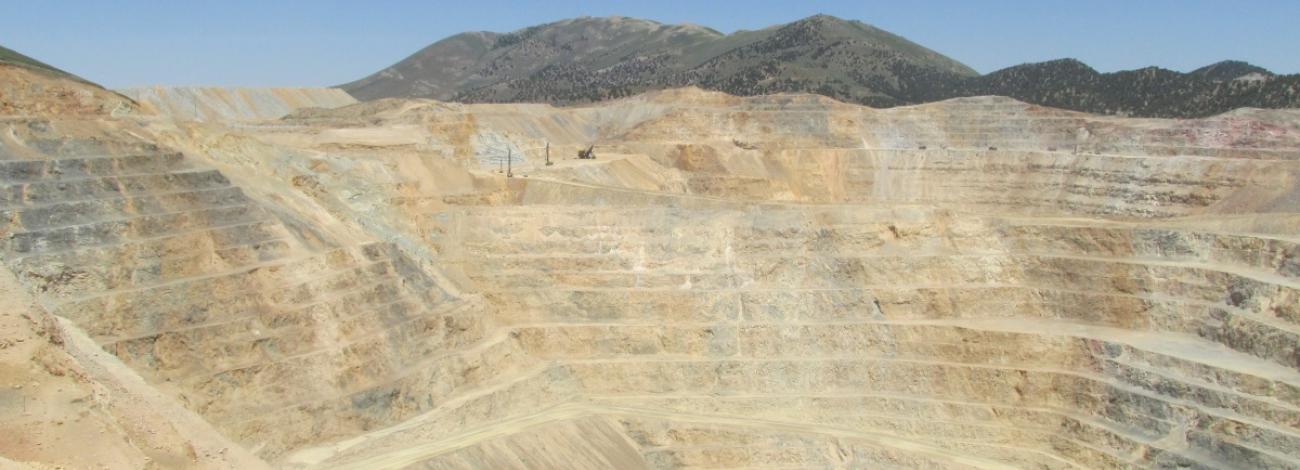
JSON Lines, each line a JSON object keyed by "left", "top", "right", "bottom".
{"left": 116, "top": 86, "right": 358, "bottom": 122}
{"left": 583, "top": 96, "right": 1300, "bottom": 215}
{"left": 0, "top": 123, "right": 543, "bottom": 461}
{"left": 403, "top": 415, "right": 653, "bottom": 470}
{"left": 455, "top": 148, "right": 1297, "bottom": 219}
{"left": 408, "top": 197, "right": 1300, "bottom": 468}
{"left": 175, "top": 96, "right": 1300, "bottom": 467}
{"left": 591, "top": 143, "right": 1299, "bottom": 218}
{"left": 2, "top": 86, "right": 1300, "bottom": 468}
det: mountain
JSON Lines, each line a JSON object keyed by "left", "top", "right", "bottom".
{"left": 342, "top": 15, "right": 977, "bottom": 106}
{"left": 934, "top": 60, "right": 1300, "bottom": 117}
{"left": 1190, "top": 60, "right": 1273, "bottom": 81}
{"left": 0, "top": 44, "right": 88, "bottom": 82}
{"left": 344, "top": 15, "right": 1300, "bottom": 117}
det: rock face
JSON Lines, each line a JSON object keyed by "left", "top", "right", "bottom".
{"left": 1, "top": 59, "right": 1300, "bottom": 469}
{"left": 117, "top": 86, "right": 358, "bottom": 122}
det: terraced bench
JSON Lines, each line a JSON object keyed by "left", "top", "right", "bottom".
{"left": 343, "top": 202, "right": 1298, "bottom": 469}
{"left": 0, "top": 149, "right": 503, "bottom": 460}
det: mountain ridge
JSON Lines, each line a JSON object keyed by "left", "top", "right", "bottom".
{"left": 343, "top": 15, "right": 978, "bottom": 106}
{"left": 1190, "top": 60, "right": 1273, "bottom": 81}
{"left": 0, "top": 44, "right": 89, "bottom": 83}
{"left": 342, "top": 15, "right": 1300, "bottom": 118}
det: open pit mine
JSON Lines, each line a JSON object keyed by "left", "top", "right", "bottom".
{"left": 1, "top": 58, "right": 1299, "bottom": 470}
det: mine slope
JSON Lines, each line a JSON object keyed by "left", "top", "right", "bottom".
{"left": 117, "top": 86, "right": 358, "bottom": 122}
{"left": 343, "top": 14, "right": 1300, "bottom": 117}
{"left": 2, "top": 47, "right": 1300, "bottom": 470}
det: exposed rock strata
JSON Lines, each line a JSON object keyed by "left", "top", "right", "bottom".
{"left": 0, "top": 63, "right": 1298, "bottom": 469}
{"left": 117, "top": 87, "right": 357, "bottom": 122}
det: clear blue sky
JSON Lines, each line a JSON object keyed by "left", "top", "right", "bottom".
{"left": 2, "top": 0, "right": 1296, "bottom": 88}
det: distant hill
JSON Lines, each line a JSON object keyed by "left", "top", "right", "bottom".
{"left": 0, "top": 44, "right": 88, "bottom": 82}
{"left": 908, "top": 59, "right": 1300, "bottom": 118}
{"left": 342, "top": 15, "right": 977, "bottom": 107}
{"left": 1190, "top": 60, "right": 1273, "bottom": 81}
{"left": 344, "top": 15, "right": 1300, "bottom": 118}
